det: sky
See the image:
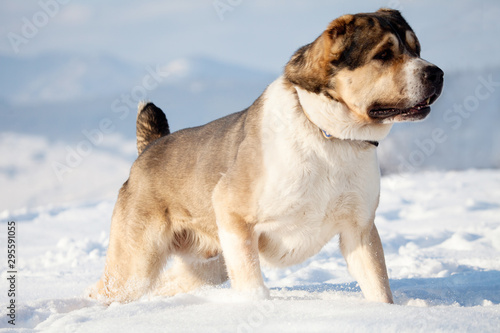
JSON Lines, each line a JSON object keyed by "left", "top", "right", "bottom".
{"left": 1, "top": 0, "right": 499, "bottom": 73}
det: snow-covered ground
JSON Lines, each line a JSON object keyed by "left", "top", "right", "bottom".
{"left": 1, "top": 1, "right": 499, "bottom": 331}
{"left": 1, "top": 169, "right": 499, "bottom": 332}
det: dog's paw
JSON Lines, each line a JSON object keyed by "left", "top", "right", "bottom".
{"left": 86, "top": 281, "right": 106, "bottom": 302}
{"left": 252, "top": 285, "right": 271, "bottom": 300}
{"left": 233, "top": 285, "right": 271, "bottom": 301}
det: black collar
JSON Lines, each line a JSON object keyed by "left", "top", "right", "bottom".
{"left": 320, "top": 129, "right": 379, "bottom": 147}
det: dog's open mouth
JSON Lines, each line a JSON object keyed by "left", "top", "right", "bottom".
{"left": 369, "top": 94, "right": 439, "bottom": 120}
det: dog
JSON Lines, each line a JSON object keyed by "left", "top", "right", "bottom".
{"left": 89, "top": 8, "right": 443, "bottom": 304}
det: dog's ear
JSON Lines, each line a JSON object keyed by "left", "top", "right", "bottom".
{"left": 323, "top": 14, "right": 354, "bottom": 66}
{"left": 376, "top": 8, "right": 419, "bottom": 55}
{"left": 376, "top": 8, "right": 409, "bottom": 27}
{"left": 284, "top": 15, "right": 353, "bottom": 93}
{"left": 376, "top": 8, "right": 403, "bottom": 19}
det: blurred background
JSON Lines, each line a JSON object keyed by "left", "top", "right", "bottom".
{"left": 1, "top": 0, "right": 499, "bottom": 213}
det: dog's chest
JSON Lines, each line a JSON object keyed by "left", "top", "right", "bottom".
{"left": 255, "top": 141, "right": 379, "bottom": 266}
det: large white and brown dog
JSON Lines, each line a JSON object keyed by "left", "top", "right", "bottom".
{"left": 90, "top": 8, "right": 443, "bottom": 304}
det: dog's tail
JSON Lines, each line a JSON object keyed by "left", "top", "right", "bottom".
{"left": 136, "top": 101, "right": 170, "bottom": 155}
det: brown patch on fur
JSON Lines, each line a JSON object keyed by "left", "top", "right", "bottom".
{"left": 284, "top": 15, "right": 354, "bottom": 94}
{"left": 332, "top": 42, "right": 416, "bottom": 121}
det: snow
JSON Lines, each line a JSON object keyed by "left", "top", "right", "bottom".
{"left": 1, "top": 1, "right": 500, "bottom": 331}
{"left": 1, "top": 169, "right": 499, "bottom": 332}
{"left": 0, "top": 132, "right": 136, "bottom": 211}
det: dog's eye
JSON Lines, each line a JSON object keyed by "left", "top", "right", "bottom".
{"left": 374, "top": 50, "right": 393, "bottom": 61}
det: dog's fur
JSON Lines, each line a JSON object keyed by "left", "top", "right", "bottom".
{"left": 89, "top": 9, "right": 443, "bottom": 304}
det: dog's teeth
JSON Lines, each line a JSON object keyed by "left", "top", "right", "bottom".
{"left": 426, "top": 97, "right": 432, "bottom": 105}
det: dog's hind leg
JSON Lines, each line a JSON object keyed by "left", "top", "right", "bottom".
{"left": 152, "top": 255, "right": 228, "bottom": 297}
{"left": 89, "top": 183, "right": 172, "bottom": 303}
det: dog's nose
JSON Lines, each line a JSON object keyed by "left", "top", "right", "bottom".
{"left": 423, "top": 66, "right": 444, "bottom": 87}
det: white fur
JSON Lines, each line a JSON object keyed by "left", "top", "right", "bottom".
{"left": 294, "top": 85, "right": 393, "bottom": 141}
{"left": 256, "top": 77, "right": 382, "bottom": 267}
{"left": 404, "top": 57, "right": 435, "bottom": 104}
{"left": 218, "top": 227, "right": 270, "bottom": 299}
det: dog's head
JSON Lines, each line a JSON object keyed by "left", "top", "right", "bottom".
{"left": 285, "top": 9, "right": 444, "bottom": 140}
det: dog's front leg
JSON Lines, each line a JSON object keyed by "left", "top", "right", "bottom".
{"left": 340, "top": 223, "right": 393, "bottom": 303}
{"left": 216, "top": 215, "right": 269, "bottom": 299}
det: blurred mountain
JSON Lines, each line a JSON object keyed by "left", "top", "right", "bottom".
{"left": 0, "top": 52, "right": 498, "bottom": 172}
{"left": 0, "top": 54, "right": 277, "bottom": 142}
{"left": 1, "top": 52, "right": 499, "bottom": 211}
{"left": 0, "top": 53, "right": 142, "bottom": 105}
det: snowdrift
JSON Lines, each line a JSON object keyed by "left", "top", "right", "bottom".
{"left": 1, "top": 170, "right": 499, "bottom": 331}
